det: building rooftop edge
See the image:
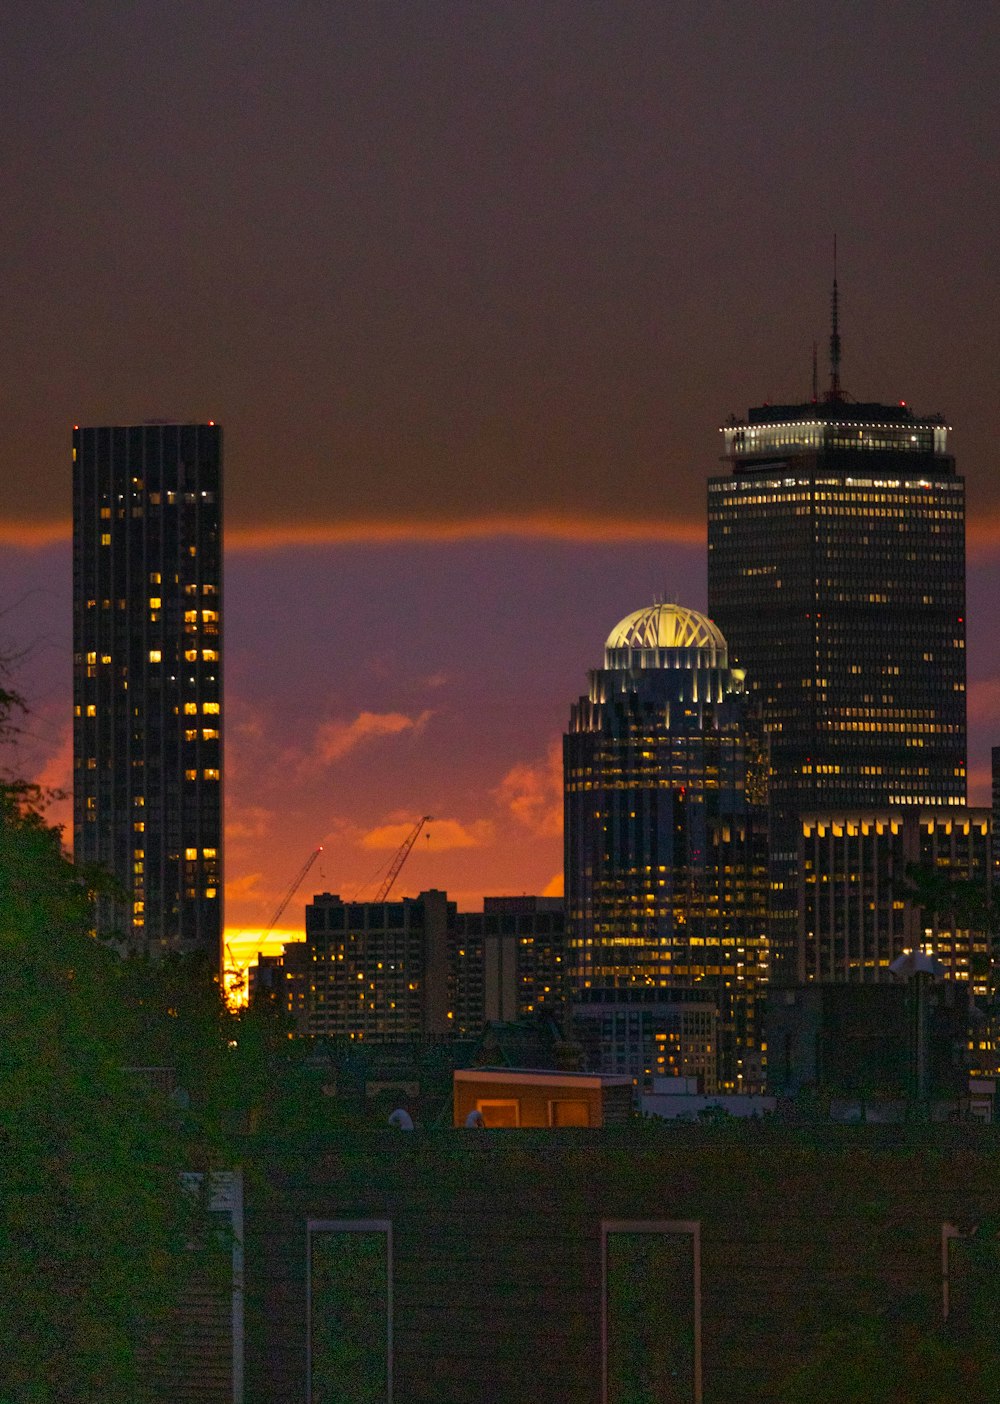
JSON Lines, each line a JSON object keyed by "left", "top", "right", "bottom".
{"left": 722, "top": 400, "right": 946, "bottom": 429}
{"left": 455, "top": 1068, "right": 633, "bottom": 1086}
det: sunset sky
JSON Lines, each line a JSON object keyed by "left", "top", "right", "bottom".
{"left": 2, "top": 2, "right": 1000, "bottom": 966}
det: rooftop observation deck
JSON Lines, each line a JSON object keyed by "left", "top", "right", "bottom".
{"left": 722, "top": 400, "right": 950, "bottom": 462}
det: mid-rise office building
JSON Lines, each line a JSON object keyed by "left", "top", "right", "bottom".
{"left": 72, "top": 423, "right": 223, "bottom": 963}
{"left": 261, "top": 892, "right": 566, "bottom": 1042}
{"left": 302, "top": 890, "right": 453, "bottom": 1043}
{"left": 798, "top": 808, "right": 992, "bottom": 987}
{"left": 571, "top": 987, "right": 721, "bottom": 1092}
{"left": 563, "top": 602, "right": 769, "bottom": 1088}
{"left": 451, "top": 896, "right": 567, "bottom": 1033}
{"left": 797, "top": 806, "right": 995, "bottom": 1074}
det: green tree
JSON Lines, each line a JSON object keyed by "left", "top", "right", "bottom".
{"left": 0, "top": 694, "right": 205, "bottom": 1401}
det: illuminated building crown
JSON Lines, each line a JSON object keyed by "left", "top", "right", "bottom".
{"left": 604, "top": 603, "right": 729, "bottom": 672}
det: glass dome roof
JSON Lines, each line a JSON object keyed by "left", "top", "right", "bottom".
{"left": 605, "top": 603, "right": 727, "bottom": 653}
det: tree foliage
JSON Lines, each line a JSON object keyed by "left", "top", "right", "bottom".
{"left": 0, "top": 673, "right": 231, "bottom": 1402}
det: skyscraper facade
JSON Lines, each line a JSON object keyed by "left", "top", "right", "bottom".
{"left": 707, "top": 401, "right": 966, "bottom": 814}
{"left": 707, "top": 379, "right": 966, "bottom": 977}
{"left": 72, "top": 423, "right": 223, "bottom": 963}
{"left": 563, "top": 603, "right": 769, "bottom": 1088}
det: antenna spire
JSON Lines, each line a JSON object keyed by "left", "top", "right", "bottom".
{"left": 811, "top": 341, "right": 818, "bottom": 403}
{"left": 828, "top": 234, "right": 842, "bottom": 402}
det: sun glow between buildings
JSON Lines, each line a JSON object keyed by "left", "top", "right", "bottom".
{"left": 224, "top": 925, "right": 305, "bottom": 1006}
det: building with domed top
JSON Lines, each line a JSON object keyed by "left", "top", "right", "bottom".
{"left": 564, "top": 603, "right": 769, "bottom": 1091}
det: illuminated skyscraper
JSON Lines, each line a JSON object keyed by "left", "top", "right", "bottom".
{"left": 707, "top": 315, "right": 966, "bottom": 976}
{"left": 564, "top": 603, "right": 768, "bottom": 1089}
{"left": 72, "top": 423, "right": 223, "bottom": 964}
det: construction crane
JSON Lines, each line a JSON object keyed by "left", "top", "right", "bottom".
{"left": 223, "top": 845, "right": 323, "bottom": 1000}
{"left": 264, "top": 845, "right": 324, "bottom": 936}
{"left": 374, "top": 817, "right": 432, "bottom": 901}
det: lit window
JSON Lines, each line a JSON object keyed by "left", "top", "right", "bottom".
{"left": 100, "top": 533, "right": 111, "bottom": 546}
{"left": 148, "top": 650, "right": 161, "bottom": 663}
{"left": 203, "top": 768, "right": 220, "bottom": 781}
{"left": 203, "top": 847, "right": 217, "bottom": 859}
{"left": 203, "top": 702, "right": 220, "bottom": 714}
{"left": 185, "top": 769, "right": 197, "bottom": 781}
{"left": 185, "top": 847, "right": 198, "bottom": 860}
{"left": 184, "top": 703, "right": 198, "bottom": 715}
{"left": 149, "top": 597, "right": 161, "bottom": 609}
{"left": 202, "top": 728, "right": 219, "bottom": 740}
{"left": 86, "top": 704, "right": 96, "bottom": 717}
{"left": 185, "top": 649, "right": 198, "bottom": 662}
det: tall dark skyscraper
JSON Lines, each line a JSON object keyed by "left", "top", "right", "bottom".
{"left": 707, "top": 317, "right": 966, "bottom": 976}
{"left": 564, "top": 603, "right": 769, "bottom": 1088}
{"left": 72, "top": 423, "right": 223, "bottom": 964}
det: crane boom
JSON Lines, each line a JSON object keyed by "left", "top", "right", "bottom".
{"left": 374, "top": 817, "right": 432, "bottom": 901}
{"left": 265, "top": 845, "right": 323, "bottom": 936}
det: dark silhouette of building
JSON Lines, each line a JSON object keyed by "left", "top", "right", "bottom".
{"left": 72, "top": 423, "right": 223, "bottom": 964}
{"left": 563, "top": 603, "right": 769, "bottom": 1089}
{"left": 708, "top": 316, "right": 966, "bottom": 978}
{"left": 766, "top": 980, "right": 970, "bottom": 1102}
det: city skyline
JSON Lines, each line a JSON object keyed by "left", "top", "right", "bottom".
{"left": 7, "top": 437, "right": 1000, "bottom": 971}
{"left": 2, "top": 3, "right": 1000, "bottom": 971}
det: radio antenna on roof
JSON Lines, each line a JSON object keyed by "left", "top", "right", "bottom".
{"left": 828, "top": 235, "right": 843, "bottom": 403}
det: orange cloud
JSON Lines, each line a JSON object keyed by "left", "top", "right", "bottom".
{"left": 968, "top": 517, "right": 1000, "bottom": 557}
{"left": 0, "top": 520, "right": 71, "bottom": 548}
{"left": 361, "top": 817, "right": 494, "bottom": 851}
{"left": 225, "top": 806, "right": 276, "bottom": 842}
{"left": 495, "top": 741, "right": 564, "bottom": 838}
{"left": 314, "top": 709, "right": 433, "bottom": 764}
{"left": 223, "top": 513, "right": 706, "bottom": 550}
{"left": 0, "top": 512, "right": 703, "bottom": 551}
{"left": 13, "top": 509, "right": 1000, "bottom": 554}
{"left": 224, "top": 872, "right": 264, "bottom": 904}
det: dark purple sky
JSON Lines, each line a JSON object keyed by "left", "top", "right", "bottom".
{"left": 2, "top": 1, "right": 999, "bottom": 532}
{"left": 2, "top": 2, "right": 999, "bottom": 955}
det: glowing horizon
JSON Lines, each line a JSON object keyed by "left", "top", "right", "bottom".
{"left": 0, "top": 511, "right": 706, "bottom": 550}
{"left": 9, "top": 509, "right": 1000, "bottom": 554}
